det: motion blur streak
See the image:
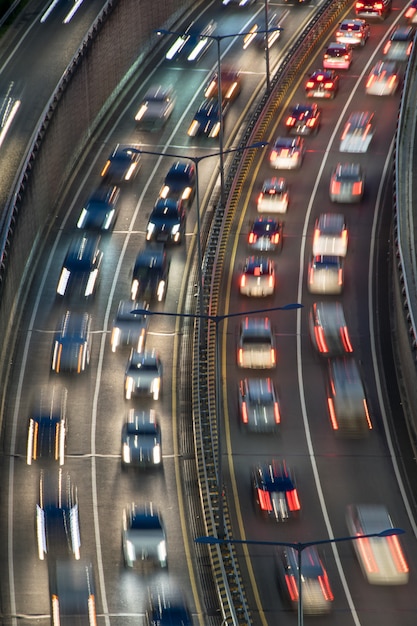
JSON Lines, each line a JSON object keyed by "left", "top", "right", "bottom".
{"left": 63, "top": 0, "right": 86, "bottom": 24}
{"left": 0, "top": 100, "right": 20, "bottom": 148}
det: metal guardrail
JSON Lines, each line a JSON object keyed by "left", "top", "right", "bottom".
{"left": 191, "top": 0, "right": 352, "bottom": 623}
{"left": 392, "top": 30, "right": 417, "bottom": 447}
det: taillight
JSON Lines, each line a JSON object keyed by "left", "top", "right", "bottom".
{"left": 324, "top": 81, "right": 334, "bottom": 89}
{"left": 257, "top": 488, "right": 272, "bottom": 511}
{"left": 240, "top": 275, "right": 246, "bottom": 288}
{"left": 383, "top": 41, "right": 391, "bottom": 54}
{"left": 327, "top": 397, "right": 338, "bottom": 430}
{"left": 352, "top": 181, "right": 362, "bottom": 195}
{"left": 271, "top": 349, "right": 276, "bottom": 366}
{"left": 271, "top": 233, "right": 280, "bottom": 244}
{"left": 285, "top": 575, "right": 299, "bottom": 601}
{"left": 287, "top": 489, "right": 300, "bottom": 511}
{"left": 387, "top": 535, "right": 409, "bottom": 573}
{"left": 242, "top": 402, "right": 248, "bottom": 423}
{"left": 314, "top": 326, "right": 329, "bottom": 354}
{"left": 274, "top": 402, "right": 281, "bottom": 424}
{"left": 306, "top": 80, "right": 314, "bottom": 88}
{"left": 248, "top": 233, "right": 257, "bottom": 244}
{"left": 270, "top": 150, "right": 278, "bottom": 160}
{"left": 341, "top": 326, "right": 353, "bottom": 353}
{"left": 286, "top": 116, "right": 295, "bottom": 126}
{"left": 331, "top": 181, "right": 341, "bottom": 194}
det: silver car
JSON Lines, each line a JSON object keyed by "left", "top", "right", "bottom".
{"left": 237, "top": 317, "right": 277, "bottom": 369}
{"left": 309, "top": 301, "right": 353, "bottom": 357}
{"left": 124, "top": 349, "right": 162, "bottom": 400}
{"left": 110, "top": 300, "right": 148, "bottom": 353}
{"left": 121, "top": 409, "right": 162, "bottom": 467}
{"left": 122, "top": 502, "right": 167, "bottom": 569}
{"left": 239, "top": 378, "right": 281, "bottom": 431}
{"left": 329, "top": 163, "right": 364, "bottom": 203}
{"left": 134, "top": 85, "right": 176, "bottom": 130}
{"left": 327, "top": 358, "right": 372, "bottom": 436}
{"left": 346, "top": 504, "right": 409, "bottom": 585}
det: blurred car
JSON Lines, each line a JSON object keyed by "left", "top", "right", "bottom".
{"left": 36, "top": 469, "right": 80, "bottom": 561}
{"left": 242, "top": 13, "right": 282, "bottom": 49}
{"left": 309, "top": 301, "right": 353, "bottom": 356}
{"left": 312, "top": 213, "right": 348, "bottom": 257}
{"left": 237, "top": 316, "right": 276, "bottom": 368}
{"left": 222, "top": 0, "right": 257, "bottom": 5}
{"left": 204, "top": 68, "right": 241, "bottom": 102}
{"left": 145, "top": 591, "right": 193, "bottom": 626}
{"left": 134, "top": 85, "right": 176, "bottom": 130}
{"left": 51, "top": 561, "right": 96, "bottom": 626}
{"left": 124, "top": 349, "right": 162, "bottom": 400}
{"left": 56, "top": 234, "right": 103, "bottom": 299}
{"left": 355, "top": 0, "right": 391, "bottom": 19}
{"left": 323, "top": 42, "right": 353, "bottom": 70}
{"left": 27, "top": 387, "right": 67, "bottom": 466}
{"left": 165, "top": 20, "right": 216, "bottom": 62}
{"left": 308, "top": 255, "right": 344, "bottom": 295}
{"left": 187, "top": 98, "right": 226, "bottom": 138}
{"left": 305, "top": 69, "right": 339, "bottom": 99}
{"left": 257, "top": 178, "right": 289, "bottom": 214}
{"left": 269, "top": 136, "right": 304, "bottom": 169}
{"left": 51, "top": 311, "right": 92, "bottom": 374}
{"left": 365, "top": 60, "right": 399, "bottom": 96}
{"left": 383, "top": 26, "right": 414, "bottom": 61}
{"left": 76, "top": 185, "right": 120, "bottom": 231}
{"left": 146, "top": 198, "right": 186, "bottom": 244}
{"left": 252, "top": 460, "right": 300, "bottom": 520}
{"left": 335, "top": 19, "right": 370, "bottom": 47}
{"left": 131, "top": 245, "right": 169, "bottom": 302}
{"left": 100, "top": 144, "right": 140, "bottom": 183}
{"left": 239, "top": 378, "right": 281, "bottom": 432}
{"left": 285, "top": 103, "right": 321, "bottom": 136}
{"left": 405, "top": 0, "right": 417, "bottom": 23}
{"left": 121, "top": 409, "right": 162, "bottom": 468}
{"left": 339, "top": 111, "right": 374, "bottom": 153}
{"left": 327, "top": 358, "right": 372, "bottom": 435}
{"left": 277, "top": 546, "right": 334, "bottom": 614}
{"left": 346, "top": 504, "right": 409, "bottom": 584}
{"left": 239, "top": 256, "right": 276, "bottom": 297}
{"left": 122, "top": 502, "right": 167, "bottom": 569}
{"left": 248, "top": 217, "right": 283, "bottom": 252}
{"left": 110, "top": 300, "right": 148, "bottom": 353}
{"left": 159, "top": 161, "right": 196, "bottom": 209}
{"left": 329, "top": 162, "right": 365, "bottom": 203}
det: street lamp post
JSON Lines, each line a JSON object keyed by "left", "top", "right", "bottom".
{"left": 156, "top": 23, "right": 282, "bottom": 206}
{"left": 132, "top": 303, "right": 302, "bottom": 538}
{"left": 196, "top": 528, "right": 406, "bottom": 626}
{"left": 124, "top": 142, "right": 266, "bottom": 311}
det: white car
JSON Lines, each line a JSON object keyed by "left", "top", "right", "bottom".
{"left": 257, "top": 178, "right": 289, "bottom": 213}
{"left": 134, "top": 85, "right": 176, "bottom": 130}
{"left": 365, "top": 61, "right": 399, "bottom": 96}
{"left": 237, "top": 317, "right": 276, "bottom": 368}
{"left": 339, "top": 111, "right": 374, "bottom": 153}
{"left": 335, "top": 19, "right": 370, "bottom": 47}
{"left": 323, "top": 42, "right": 353, "bottom": 70}
{"left": 346, "top": 504, "right": 409, "bottom": 585}
{"left": 308, "top": 255, "right": 344, "bottom": 294}
{"left": 312, "top": 213, "right": 348, "bottom": 257}
{"left": 327, "top": 358, "right": 372, "bottom": 435}
{"left": 269, "top": 136, "right": 304, "bottom": 170}
{"left": 239, "top": 257, "right": 275, "bottom": 297}
{"left": 309, "top": 301, "right": 353, "bottom": 356}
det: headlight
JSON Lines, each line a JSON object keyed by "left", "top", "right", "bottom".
{"left": 171, "top": 224, "right": 180, "bottom": 235}
{"left": 135, "top": 103, "right": 148, "bottom": 121}
{"left": 111, "top": 327, "right": 121, "bottom": 352}
{"left": 157, "top": 539, "right": 167, "bottom": 565}
{"left": 85, "top": 269, "right": 98, "bottom": 297}
{"left": 153, "top": 444, "right": 161, "bottom": 465}
{"left": 150, "top": 378, "right": 161, "bottom": 400}
{"left": 157, "top": 280, "right": 166, "bottom": 302}
{"left": 57, "top": 268, "right": 71, "bottom": 295}
{"left": 122, "top": 443, "right": 131, "bottom": 464}
{"left": 131, "top": 279, "right": 139, "bottom": 300}
{"left": 125, "top": 377, "right": 135, "bottom": 399}
{"left": 103, "top": 209, "right": 115, "bottom": 230}
{"left": 146, "top": 223, "right": 155, "bottom": 240}
{"left": 125, "top": 538, "right": 136, "bottom": 562}
{"left": 77, "top": 208, "right": 88, "bottom": 229}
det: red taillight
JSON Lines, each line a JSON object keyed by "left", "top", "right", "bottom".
{"left": 338, "top": 269, "right": 343, "bottom": 286}
{"left": 257, "top": 488, "right": 272, "bottom": 511}
{"left": 306, "top": 80, "right": 314, "bottom": 88}
{"left": 352, "top": 181, "right": 362, "bottom": 195}
{"left": 405, "top": 6, "right": 416, "bottom": 17}
{"left": 268, "top": 275, "right": 274, "bottom": 288}
{"left": 287, "top": 489, "right": 300, "bottom": 511}
{"left": 407, "top": 42, "right": 413, "bottom": 55}
{"left": 356, "top": 536, "right": 379, "bottom": 573}
{"left": 331, "top": 181, "right": 341, "bottom": 195}
{"left": 314, "top": 326, "right": 329, "bottom": 354}
{"left": 341, "top": 326, "right": 353, "bottom": 353}
{"left": 387, "top": 75, "right": 397, "bottom": 89}
{"left": 270, "top": 150, "right": 278, "bottom": 160}
{"left": 306, "top": 118, "right": 316, "bottom": 127}
{"left": 271, "top": 349, "right": 276, "bottom": 366}
{"left": 383, "top": 41, "right": 391, "bottom": 54}
{"left": 271, "top": 233, "right": 280, "bottom": 244}
{"left": 242, "top": 402, "right": 248, "bottom": 423}
{"left": 374, "top": 2, "right": 383, "bottom": 9}
{"left": 285, "top": 575, "right": 299, "bottom": 601}
{"left": 318, "top": 572, "right": 334, "bottom": 601}
{"left": 356, "top": 1, "right": 364, "bottom": 8}
{"left": 327, "top": 397, "right": 338, "bottom": 430}
{"left": 387, "top": 535, "right": 409, "bottom": 573}
{"left": 363, "top": 399, "right": 372, "bottom": 429}
{"left": 324, "top": 81, "right": 334, "bottom": 89}
{"left": 248, "top": 233, "right": 257, "bottom": 244}
{"left": 286, "top": 116, "right": 295, "bottom": 126}
{"left": 273, "top": 402, "right": 281, "bottom": 424}
{"left": 238, "top": 348, "right": 243, "bottom": 365}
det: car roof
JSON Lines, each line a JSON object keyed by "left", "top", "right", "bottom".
{"left": 329, "top": 358, "right": 364, "bottom": 392}
{"left": 134, "top": 245, "right": 165, "bottom": 268}
{"left": 64, "top": 235, "right": 100, "bottom": 268}
{"left": 284, "top": 546, "right": 324, "bottom": 577}
{"left": 58, "top": 311, "right": 90, "bottom": 338}
{"left": 312, "top": 301, "right": 347, "bottom": 328}
{"left": 390, "top": 25, "right": 414, "bottom": 40}
{"left": 349, "top": 503, "right": 392, "bottom": 533}
{"left": 256, "top": 462, "right": 295, "bottom": 491}
{"left": 241, "top": 316, "right": 272, "bottom": 334}
{"left": 334, "top": 162, "right": 362, "bottom": 178}
{"left": 244, "top": 377, "right": 275, "bottom": 401}
{"left": 346, "top": 111, "right": 374, "bottom": 127}
{"left": 316, "top": 213, "right": 345, "bottom": 233}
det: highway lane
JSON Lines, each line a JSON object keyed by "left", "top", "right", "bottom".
{"left": 220, "top": 3, "right": 417, "bottom": 626}
{"left": 0, "top": 1, "right": 324, "bottom": 624}
{"left": 0, "top": 0, "right": 111, "bottom": 210}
